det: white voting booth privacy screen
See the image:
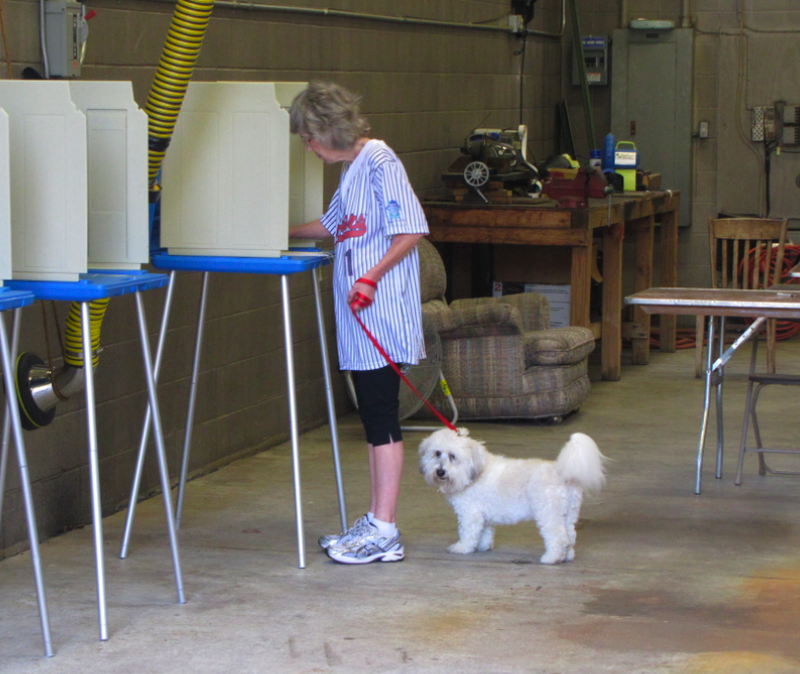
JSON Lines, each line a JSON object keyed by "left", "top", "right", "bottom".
{"left": 160, "top": 81, "right": 323, "bottom": 257}
{"left": 70, "top": 81, "right": 149, "bottom": 270}
{"left": 0, "top": 80, "right": 148, "bottom": 282}
{"left": 0, "top": 81, "right": 88, "bottom": 282}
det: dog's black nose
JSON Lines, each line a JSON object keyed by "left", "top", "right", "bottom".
{"left": 436, "top": 468, "right": 446, "bottom": 478}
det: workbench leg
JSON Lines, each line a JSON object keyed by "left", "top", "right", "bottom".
{"left": 569, "top": 244, "right": 591, "bottom": 329}
{"left": 631, "top": 215, "right": 655, "bottom": 365}
{"left": 601, "top": 224, "right": 624, "bottom": 381}
{"left": 659, "top": 208, "right": 679, "bottom": 353}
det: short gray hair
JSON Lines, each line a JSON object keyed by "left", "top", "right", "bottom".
{"left": 289, "top": 81, "right": 370, "bottom": 151}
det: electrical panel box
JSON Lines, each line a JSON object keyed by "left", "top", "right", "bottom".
{"left": 573, "top": 36, "right": 608, "bottom": 86}
{"left": 161, "top": 81, "right": 323, "bottom": 257}
{"left": 0, "top": 81, "right": 87, "bottom": 281}
{"left": 776, "top": 102, "right": 800, "bottom": 146}
{"left": 69, "top": 81, "right": 149, "bottom": 269}
{"left": 0, "top": 110, "right": 10, "bottom": 283}
{"left": 44, "top": 0, "right": 84, "bottom": 78}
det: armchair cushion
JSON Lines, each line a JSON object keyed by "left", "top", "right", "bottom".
{"left": 524, "top": 327, "right": 596, "bottom": 366}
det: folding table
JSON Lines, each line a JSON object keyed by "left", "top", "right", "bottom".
{"left": 120, "top": 252, "right": 346, "bottom": 570}
{"left": 3, "top": 272, "right": 185, "bottom": 641}
{"left": 0, "top": 288, "right": 53, "bottom": 656}
{"left": 625, "top": 286, "right": 800, "bottom": 493}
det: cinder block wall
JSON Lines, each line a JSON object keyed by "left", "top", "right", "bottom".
{"left": 566, "top": 2, "right": 800, "bottom": 293}
{"left": 0, "top": 0, "right": 564, "bottom": 556}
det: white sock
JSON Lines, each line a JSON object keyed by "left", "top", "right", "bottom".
{"left": 369, "top": 515, "right": 397, "bottom": 537}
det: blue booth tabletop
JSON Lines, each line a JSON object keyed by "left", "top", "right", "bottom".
{"left": 4, "top": 270, "right": 170, "bottom": 301}
{"left": 150, "top": 250, "right": 333, "bottom": 275}
{"left": 0, "top": 287, "right": 36, "bottom": 311}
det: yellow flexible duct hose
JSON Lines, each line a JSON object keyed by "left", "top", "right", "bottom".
{"left": 65, "top": 0, "right": 213, "bottom": 367}
{"left": 145, "top": 0, "right": 215, "bottom": 186}
{"left": 63, "top": 298, "right": 110, "bottom": 368}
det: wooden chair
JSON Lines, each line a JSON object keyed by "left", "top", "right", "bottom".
{"left": 694, "top": 217, "right": 789, "bottom": 378}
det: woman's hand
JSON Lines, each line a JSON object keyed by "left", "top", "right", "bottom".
{"left": 348, "top": 277, "right": 377, "bottom": 312}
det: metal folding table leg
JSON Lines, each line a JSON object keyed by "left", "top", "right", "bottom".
{"left": 0, "top": 310, "right": 54, "bottom": 657}
{"left": 282, "top": 274, "right": 306, "bottom": 569}
{"left": 80, "top": 301, "right": 108, "bottom": 641}
{"left": 714, "top": 317, "right": 726, "bottom": 479}
{"left": 312, "top": 267, "right": 347, "bottom": 532}
{"left": 133, "top": 292, "right": 185, "bottom": 604}
{"left": 121, "top": 271, "right": 177, "bottom": 558}
{"left": 176, "top": 271, "right": 210, "bottom": 527}
{"left": 695, "top": 316, "right": 717, "bottom": 494}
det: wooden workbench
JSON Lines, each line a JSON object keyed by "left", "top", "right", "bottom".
{"left": 423, "top": 190, "right": 680, "bottom": 381}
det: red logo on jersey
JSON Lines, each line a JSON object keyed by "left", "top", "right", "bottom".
{"left": 336, "top": 214, "right": 367, "bottom": 242}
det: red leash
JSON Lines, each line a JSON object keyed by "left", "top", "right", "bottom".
{"left": 350, "top": 279, "right": 456, "bottom": 432}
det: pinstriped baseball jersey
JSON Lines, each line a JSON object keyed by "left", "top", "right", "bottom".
{"left": 320, "top": 139, "right": 429, "bottom": 371}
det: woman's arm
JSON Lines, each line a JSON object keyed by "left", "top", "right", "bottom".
{"left": 289, "top": 219, "right": 332, "bottom": 240}
{"left": 347, "top": 232, "right": 426, "bottom": 309}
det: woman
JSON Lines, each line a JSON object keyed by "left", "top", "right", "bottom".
{"left": 288, "top": 82, "right": 428, "bottom": 565}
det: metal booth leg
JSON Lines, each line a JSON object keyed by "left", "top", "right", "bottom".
{"left": 0, "top": 307, "right": 22, "bottom": 532}
{"left": 121, "top": 271, "right": 177, "bottom": 559}
{"left": 0, "top": 309, "right": 54, "bottom": 657}
{"left": 175, "top": 271, "right": 210, "bottom": 527}
{"left": 80, "top": 301, "right": 108, "bottom": 641}
{"left": 312, "top": 267, "right": 347, "bottom": 532}
{"left": 281, "top": 274, "right": 306, "bottom": 569}
{"left": 133, "top": 291, "right": 185, "bottom": 604}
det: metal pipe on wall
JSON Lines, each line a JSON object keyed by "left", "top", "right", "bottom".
{"left": 620, "top": 0, "right": 629, "bottom": 28}
{"left": 681, "top": 0, "right": 691, "bottom": 27}
{"left": 211, "top": 0, "right": 566, "bottom": 38}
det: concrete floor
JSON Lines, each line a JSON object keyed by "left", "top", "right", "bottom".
{"left": 2, "top": 340, "right": 800, "bottom": 673}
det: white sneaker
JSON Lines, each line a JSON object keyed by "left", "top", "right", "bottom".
{"left": 326, "top": 523, "right": 405, "bottom": 564}
{"left": 317, "top": 515, "right": 371, "bottom": 550}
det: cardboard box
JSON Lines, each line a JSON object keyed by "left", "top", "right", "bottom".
{"left": 492, "top": 281, "right": 571, "bottom": 328}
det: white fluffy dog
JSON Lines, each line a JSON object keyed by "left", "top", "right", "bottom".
{"left": 418, "top": 427, "right": 606, "bottom": 565}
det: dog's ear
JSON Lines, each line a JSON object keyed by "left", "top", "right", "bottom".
{"left": 469, "top": 440, "right": 487, "bottom": 479}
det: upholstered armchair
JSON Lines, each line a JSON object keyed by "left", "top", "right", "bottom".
{"left": 413, "top": 238, "right": 595, "bottom": 422}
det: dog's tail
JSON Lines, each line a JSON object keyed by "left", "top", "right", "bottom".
{"left": 556, "top": 433, "right": 606, "bottom": 493}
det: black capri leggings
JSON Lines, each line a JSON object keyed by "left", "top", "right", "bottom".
{"left": 351, "top": 365, "right": 402, "bottom": 446}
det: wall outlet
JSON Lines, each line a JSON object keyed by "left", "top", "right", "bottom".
{"left": 698, "top": 120, "right": 709, "bottom": 138}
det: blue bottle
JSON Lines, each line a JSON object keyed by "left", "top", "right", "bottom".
{"left": 603, "top": 132, "right": 615, "bottom": 170}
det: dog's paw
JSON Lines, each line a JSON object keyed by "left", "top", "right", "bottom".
{"left": 539, "top": 549, "right": 568, "bottom": 565}
{"left": 447, "top": 542, "right": 475, "bottom": 554}
{"left": 475, "top": 541, "right": 494, "bottom": 552}
{"left": 565, "top": 547, "right": 575, "bottom": 562}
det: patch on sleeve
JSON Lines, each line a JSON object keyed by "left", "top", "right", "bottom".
{"left": 387, "top": 200, "right": 402, "bottom": 220}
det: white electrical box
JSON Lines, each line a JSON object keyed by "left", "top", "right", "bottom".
{"left": 161, "top": 81, "right": 323, "bottom": 257}
{"left": 45, "top": 0, "right": 84, "bottom": 78}
{"left": 0, "top": 81, "right": 87, "bottom": 281}
{"left": 0, "top": 110, "right": 10, "bottom": 283}
{"left": 69, "top": 81, "right": 149, "bottom": 269}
